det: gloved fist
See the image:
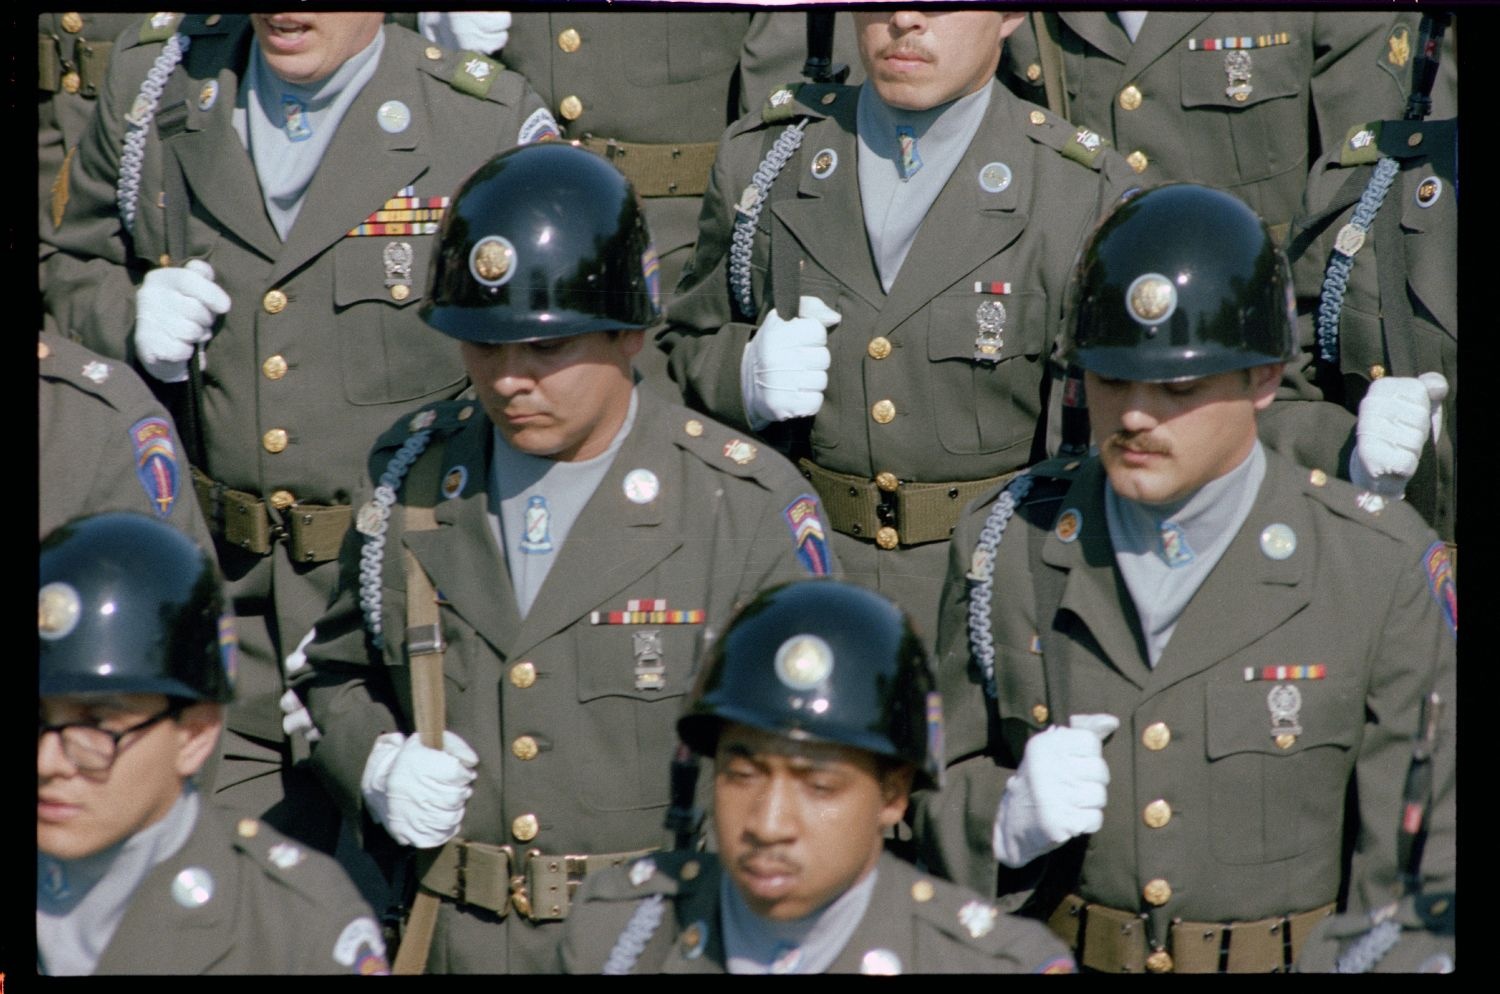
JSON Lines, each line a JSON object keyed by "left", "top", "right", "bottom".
{"left": 362, "top": 731, "right": 479, "bottom": 849}
{"left": 740, "top": 295, "right": 841, "bottom": 429}
{"left": 418, "top": 11, "right": 511, "bottom": 54}
{"left": 279, "top": 628, "right": 320, "bottom": 742}
{"left": 1351, "top": 373, "right": 1448, "bottom": 499}
{"left": 993, "top": 713, "right": 1118, "bottom": 868}
{"left": 134, "top": 259, "right": 230, "bottom": 383}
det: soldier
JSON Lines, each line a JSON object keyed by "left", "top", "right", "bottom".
{"left": 558, "top": 579, "right": 1076, "bottom": 975}
{"left": 296, "top": 143, "right": 836, "bottom": 974}
{"left": 41, "top": 12, "right": 557, "bottom": 852}
{"left": 1000, "top": 10, "right": 1422, "bottom": 239}
{"left": 38, "top": 512, "right": 389, "bottom": 975}
{"left": 914, "top": 184, "right": 1455, "bottom": 973}
{"left": 661, "top": 8, "right": 1139, "bottom": 644}
{"left": 40, "top": 331, "right": 211, "bottom": 547}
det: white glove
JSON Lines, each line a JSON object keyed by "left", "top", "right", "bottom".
{"left": 134, "top": 259, "right": 230, "bottom": 383}
{"left": 418, "top": 11, "right": 511, "bottom": 53}
{"left": 993, "top": 713, "right": 1119, "bottom": 868}
{"left": 1350, "top": 373, "right": 1448, "bottom": 499}
{"left": 740, "top": 295, "right": 841, "bottom": 430}
{"left": 279, "top": 628, "right": 320, "bottom": 742}
{"left": 361, "top": 731, "right": 479, "bottom": 849}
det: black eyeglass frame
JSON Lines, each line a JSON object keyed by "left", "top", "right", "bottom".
{"left": 38, "top": 702, "right": 188, "bottom": 772}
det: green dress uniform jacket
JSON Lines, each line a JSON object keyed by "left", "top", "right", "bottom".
{"left": 1287, "top": 118, "right": 1457, "bottom": 544}
{"left": 42, "top": 14, "right": 550, "bottom": 756}
{"left": 557, "top": 850, "right": 1075, "bottom": 974}
{"left": 914, "top": 449, "right": 1456, "bottom": 972}
{"left": 301, "top": 388, "right": 837, "bottom": 973}
{"left": 1001, "top": 11, "right": 1416, "bottom": 236}
{"left": 661, "top": 79, "right": 1136, "bottom": 638}
{"left": 39, "top": 331, "right": 211, "bottom": 548}
{"left": 83, "top": 806, "right": 388, "bottom": 975}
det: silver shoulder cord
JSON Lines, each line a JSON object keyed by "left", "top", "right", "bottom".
{"left": 966, "top": 473, "right": 1035, "bottom": 700}
{"left": 602, "top": 893, "right": 668, "bottom": 974}
{"left": 1315, "top": 155, "right": 1399, "bottom": 364}
{"left": 357, "top": 430, "right": 434, "bottom": 650}
{"left": 117, "top": 32, "right": 190, "bottom": 237}
{"left": 728, "top": 120, "right": 808, "bottom": 321}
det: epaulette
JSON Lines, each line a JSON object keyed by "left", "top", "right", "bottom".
{"left": 136, "top": 12, "right": 182, "bottom": 44}
{"left": 909, "top": 874, "right": 1073, "bottom": 971}
{"left": 1022, "top": 107, "right": 1114, "bottom": 170}
{"left": 578, "top": 852, "right": 701, "bottom": 903}
{"left": 760, "top": 80, "right": 856, "bottom": 125}
{"left": 671, "top": 412, "right": 778, "bottom": 484}
{"left": 1297, "top": 465, "right": 1435, "bottom": 545}
{"left": 38, "top": 335, "right": 125, "bottom": 409}
{"left": 368, "top": 398, "right": 478, "bottom": 473}
{"left": 424, "top": 47, "right": 514, "bottom": 102}
{"left": 231, "top": 816, "right": 332, "bottom": 894}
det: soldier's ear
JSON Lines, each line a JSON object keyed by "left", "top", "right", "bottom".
{"left": 173, "top": 702, "right": 225, "bottom": 779}
{"left": 998, "top": 12, "right": 1027, "bottom": 42}
{"left": 878, "top": 764, "right": 916, "bottom": 827}
{"left": 1249, "top": 363, "right": 1283, "bottom": 410}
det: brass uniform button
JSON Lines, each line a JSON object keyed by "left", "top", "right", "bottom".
{"left": 263, "top": 289, "right": 288, "bottom": 314}
{"left": 39, "top": 341, "right": 52, "bottom": 360}
{"left": 1145, "top": 950, "right": 1174, "bottom": 973}
{"left": 205, "top": 14, "right": 222, "bottom": 27}
{"left": 875, "top": 526, "right": 900, "bottom": 550}
{"left": 61, "top": 12, "right": 84, "bottom": 33}
{"left": 1407, "top": 131, "right": 1423, "bottom": 148}
{"left": 512, "top": 735, "right": 539, "bottom": 761}
{"left": 1126, "top": 150, "right": 1149, "bottom": 174}
{"left": 867, "top": 336, "right": 892, "bottom": 360}
{"left": 1029, "top": 110, "right": 1047, "bottom": 125}
{"left": 159, "top": 253, "right": 172, "bottom": 267}
{"left": 1309, "top": 468, "right": 1328, "bottom": 488}
{"left": 1369, "top": 364, "right": 1386, "bottom": 380}
{"left": 262, "top": 428, "right": 289, "bottom": 454}
{"left": 425, "top": 46, "right": 443, "bottom": 61}
{"left": 269, "top": 490, "right": 296, "bottom": 511}
{"left": 1143, "top": 879, "right": 1172, "bottom": 906}
{"left": 558, "top": 28, "right": 581, "bottom": 53}
{"left": 1031, "top": 703, "right": 1050, "bottom": 725}
{"left": 820, "top": 92, "right": 837, "bottom": 106}
{"left": 1275, "top": 733, "right": 1297, "bottom": 750}
{"left": 1119, "top": 84, "right": 1143, "bottom": 111}
{"left": 512, "top": 813, "right": 539, "bottom": 842}
{"left": 389, "top": 284, "right": 410, "bottom": 302}
{"left": 237, "top": 817, "right": 259, "bottom": 838}
{"left": 262, "top": 355, "right": 288, "bottom": 380}
{"left": 559, "top": 95, "right": 584, "bottom": 120}
{"left": 680, "top": 860, "right": 701, "bottom": 882}
{"left": 1025, "top": 63, "right": 1043, "bottom": 82}
{"left": 1143, "top": 800, "right": 1172, "bottom": 829}
{"left": 685, "top": 419, "right": 704, "bottom": 437}
{"left": 458, "top": 405, "right": 475, "bottom": 421}
{"left": 872, "top": 399, "right": 896, "bottom": 424}
{"left": 911, "top": 879, "right": 935, "bottom": 903}
{"left": 875, "top": 472, "right": 899, "bottom": 493}
{"left": 510, "top": 661, "right": 537, "bottom": 689}
{"left": 61, "top": 72, "right": 82, "bottom": 94}
{"left": 1142, "top": 722, "right": 1170, "bottom": 751}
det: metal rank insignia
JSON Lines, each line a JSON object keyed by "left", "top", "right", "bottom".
{"left": 1266, "top": 683, "right": 1303, "bottom": 747}
{"left": 1224, "top": 50, "right": 1254, "bottom": 102}
{"left": 383, "top": 241, "right": 414, "bottom": 297}
{"left": 633, "top": 629, "right": 666, "bottom": 691}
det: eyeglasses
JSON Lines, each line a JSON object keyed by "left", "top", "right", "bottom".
{"left": 38, "top": 704, "right": 184, "bottom": 773}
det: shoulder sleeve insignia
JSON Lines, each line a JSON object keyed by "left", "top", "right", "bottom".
{"left": 1423, "top": 541, "right": 1457, "bottom": 636}
{"left": 519, "top": 106, "right": 561, "bottom": 145}
{"left": 784, "top": 494, "right": 831, "bottom": 576}
{"left": 333, "top": 916, "right": 390, "bottom": 975}
{"left": 1039, "top": 954, "right": 1078, "bottom": 974}
{"left": 130, "top": 416, "right": 181, "bottom": 518}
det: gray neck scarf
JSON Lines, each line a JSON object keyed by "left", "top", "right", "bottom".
{"left": 857, "top": 79, "right": 993, "bottom": 292}
{"left": 721, "top": 862, "right": 878, "bottom": 974}
{"left": 1106, "top": 441, "right": 1266, "bottom": 666}
{"left": 242, "top": 26, "right": 384, "bottom": 240}
{"left": 38, "top": 787, "right": 200, "bottom": 976}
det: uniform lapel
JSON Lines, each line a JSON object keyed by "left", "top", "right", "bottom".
{"left": 509, "top": 392, "right": 685, "bottom": 655}
{"left": 94, "top": 809, "right": 237, "bottom": 974}
{"left": 873, "top": 86, "right": 1033, "bottom": 337}
{"left": 1119, "top": 11, "right": 1210, "bottom": 81}
{"left": 168, "top": 24, "right": 282, "bottom": 261}
{"left": 770, "top": 97, "right": 886, "bottom": 312}
{"left": 403, "top": 415, "right": 523, "bottom": 658}
{"left": 1058, "top": 10, "right": 1133, "bottom": 65}
{"left": 1040, "top": 462, "right": 1151, "bottom": 689}
{"left": 1144, "top": 453, "right": 1311, "bottom": 694}
{"left": 268, "top": 26, "right": 430, "bottom": 286}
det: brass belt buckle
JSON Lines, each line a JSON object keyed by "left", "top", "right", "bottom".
{"left": 510, "top": 848, "right": 539, "bottom": 919}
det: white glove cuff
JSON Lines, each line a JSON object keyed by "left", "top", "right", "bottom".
{"left": 360, "top": 732, "right": 407, "bottom": 821}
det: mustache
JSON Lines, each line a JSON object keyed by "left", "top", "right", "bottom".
{"left": 737, "top": 851, "right": 802, "bottom": 876}
{"left": 1106, "top": 432, "right": 1171, "bottom": 456}
{"left": 877, "top": 42, "right": 934, "bottom": 63}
